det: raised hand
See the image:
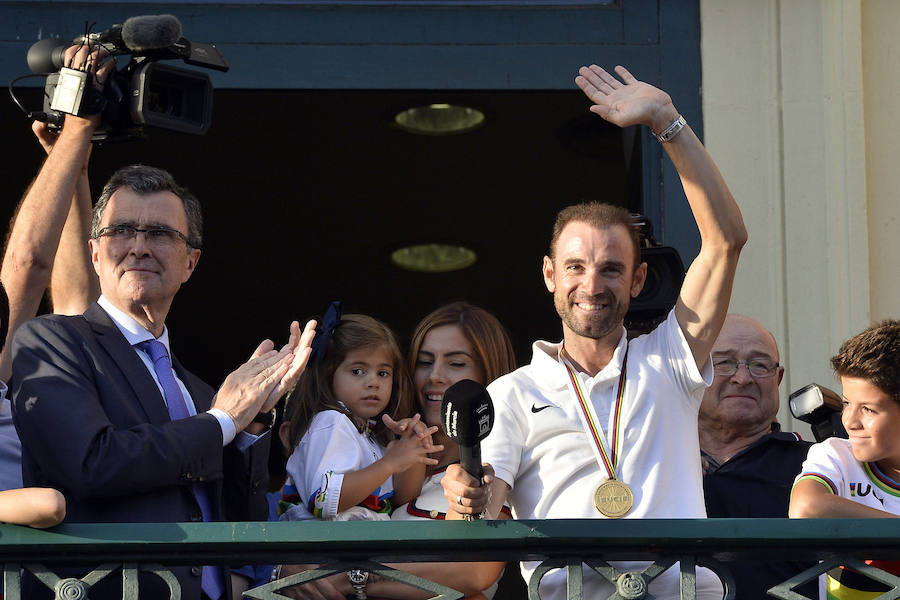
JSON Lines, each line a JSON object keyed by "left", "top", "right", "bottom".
{"left": 213, "top": 319, "right": 317, "bottom": 431}
{"left": 63, "top": 43, "right": 116, "bottom": 88}
{"left": 261, "top": 319, "right": 317, "bottom": 413}
{"left": 575, "top": 64, "right": 678, "bottom": 133}
{"left": 213, "top": 343, "right": 292, "bottom": 432}
{"left": 55, "top": 43, "right": 116, "bottom": 132}
{"left": 32, "top": 121, "right": 94, "bottom": 175}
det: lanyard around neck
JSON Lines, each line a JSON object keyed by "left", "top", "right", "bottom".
{"left": 564, "top": 344, "right": 629, "bottom": 481}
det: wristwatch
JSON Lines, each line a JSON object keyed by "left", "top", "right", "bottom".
{"left": 654, "top": 114, "right": 687, "bottom": 143}
{"left": 348, "top": 569, "right": 369, "bottom": 600}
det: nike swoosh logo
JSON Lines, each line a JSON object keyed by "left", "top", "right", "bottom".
{"left": 531, "top": 404, "right": 551, "bottom": 413}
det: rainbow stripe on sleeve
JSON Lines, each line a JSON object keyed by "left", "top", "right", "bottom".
{"left": 794, "top": 472, "right": 838, "bottom": 494}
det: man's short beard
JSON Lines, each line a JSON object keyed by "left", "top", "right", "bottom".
{"left": 555, "top": 292, "right": 629, "bottom": 340}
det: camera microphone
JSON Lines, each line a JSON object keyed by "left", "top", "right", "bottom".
{"left": 29, "top": 15, "right": 183, "bottom": 74}
{"left": 440, "top": 379, "right": 494, "bottom": 481}
{"left": 69, "top": 15, "right": 182, "bottom": 54}
{"left": 73, "top": 24, "right": 124, "bottom": 49}
{"left": 121, "top": 14, "right": 183, "bottom": 52}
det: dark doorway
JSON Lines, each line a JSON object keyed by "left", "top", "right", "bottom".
{"left": 3, "top": 87, "right": 637, "bottom": 384}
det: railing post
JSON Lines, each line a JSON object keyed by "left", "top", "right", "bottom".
{"left": 3, "top": 563, "right": 21, "bottom": 600}
{"left": 566, "top": 559, "right": 584, "bottom": 600}
{"left": 122, "top": 563, "right": 139, "bottom": 600}
{"left": 678, "top": 556, "right": 696, "bottom": 600}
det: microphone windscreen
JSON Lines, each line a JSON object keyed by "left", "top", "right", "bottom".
{"left": 441, "top": 379, "right": 494, "bottom": 446}
{"left": 122, "top": 15, "right": 183, "bottom": 52}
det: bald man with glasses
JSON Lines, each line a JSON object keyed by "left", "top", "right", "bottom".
{"left": 699, "top": 313, "right": 815, "bottom": 599}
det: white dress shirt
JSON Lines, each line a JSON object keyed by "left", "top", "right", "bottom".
{"left": 97, "top": 295, "right": 240, "bottom": 445}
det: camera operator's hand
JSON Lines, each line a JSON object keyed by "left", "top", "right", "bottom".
{"left": 31, "top": 120, "right": 57, "bottom": 154}
{"left": 32, "top": 121, "right": 93, "bottom": 174}
{"left": 63, "top": 44, "right": 115, "bottom": 86}
{"left": 60, "top": 44, "right": 115, "bottom": 130}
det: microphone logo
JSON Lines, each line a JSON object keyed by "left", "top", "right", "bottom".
{"left": 440, "top": 379, "right": 495, "bottom": 486}
{"left": 476, "top": 401, "right": 491, "bottom": 436}
{"left": 443, "top": 402, "right": 459, "bottom": 437}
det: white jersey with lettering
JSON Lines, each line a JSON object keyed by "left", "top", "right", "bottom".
{"left": 795, "top": 437, "right": 900, "bottom": 599}
{"left": 795, "top": 437, "right": 900, "bottom": 511}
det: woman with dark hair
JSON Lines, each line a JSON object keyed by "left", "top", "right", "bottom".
{"left": 379, "top": 302, "right": 518, "bottom": 599}
{"left": 354, "top": 302, "right": 518, "bottom": 599}
{"left": 391, "top": 301, "right": 515, "bottom": 522}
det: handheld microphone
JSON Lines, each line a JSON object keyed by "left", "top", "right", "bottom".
{"left": 440, "top": 379, "right": 494, "bottom": 481}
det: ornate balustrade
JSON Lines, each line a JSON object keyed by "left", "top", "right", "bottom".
{"left": 1, "top": 519, "right": 899, "bottom": 600}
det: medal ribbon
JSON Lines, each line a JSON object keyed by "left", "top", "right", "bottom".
{"left": 564, "top": 344, "right": 628, "bottom": 481}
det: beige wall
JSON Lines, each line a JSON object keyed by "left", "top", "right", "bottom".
{"left": 699, "top": 0, "right": 900, "bottom": 434}
{"left": 862, "top": 0, "right": 900, "bottom": 322}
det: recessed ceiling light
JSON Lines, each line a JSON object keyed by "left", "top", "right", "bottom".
{"left": 394, "top": 103, "right": 485, "bottom": 135}
{"left": 391, "top": 244, "right": 477, "bottom": 272}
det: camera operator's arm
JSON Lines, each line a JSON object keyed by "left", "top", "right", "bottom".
{"left": 38, "top": 122, "right": 101, "bottom": 316}
{"left": 0, "top": 47, "right": 111, "bottom": 381}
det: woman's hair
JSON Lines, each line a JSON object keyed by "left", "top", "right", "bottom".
{"left": 408, "top": 301, "right": 517, "bottom": 398}
{"left": 285, "top": 313, "right": 412, "bottom": 449}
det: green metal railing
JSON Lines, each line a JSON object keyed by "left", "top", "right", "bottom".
{"left": 1, "top": 519, "right": 899, "bottom": 599}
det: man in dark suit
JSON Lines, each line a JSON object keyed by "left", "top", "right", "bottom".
{"left": 9, "top": 44, "right": 315, "bottom": 600}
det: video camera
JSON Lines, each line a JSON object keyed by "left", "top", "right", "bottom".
{"left": 625, "top": 214, "right": 686, "bottom": 336}
{"left": 12, "top": 15, "right": 228, "bottom": 141}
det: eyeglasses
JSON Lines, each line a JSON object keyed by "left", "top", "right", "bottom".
{"left": 712, "top": 357, "right": 780, "bottom": 378}
{"left": 94, "top": 224, "right": 195, "bottom": 248}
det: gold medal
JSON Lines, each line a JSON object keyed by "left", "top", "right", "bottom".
{"left": 593, "top": 479, "right": 633, "bottom": 518}
{"left": 566, "top": 345, "right": 634, "bottom": 518}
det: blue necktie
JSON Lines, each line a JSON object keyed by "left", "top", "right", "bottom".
{"left": 137, "top": 339, "right": 224, "bottom": 600}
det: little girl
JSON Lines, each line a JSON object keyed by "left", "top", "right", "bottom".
{"left": 280, "top": 309, "right": 440, "bottom": 522}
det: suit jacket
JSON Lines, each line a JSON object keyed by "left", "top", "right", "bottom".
{"left": 11, "top": 302, "right": 270, "bottom": 599}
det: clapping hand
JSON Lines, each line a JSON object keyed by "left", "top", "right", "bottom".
{"left": 213, "top": 319, "right": 316, "bottom": 432}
